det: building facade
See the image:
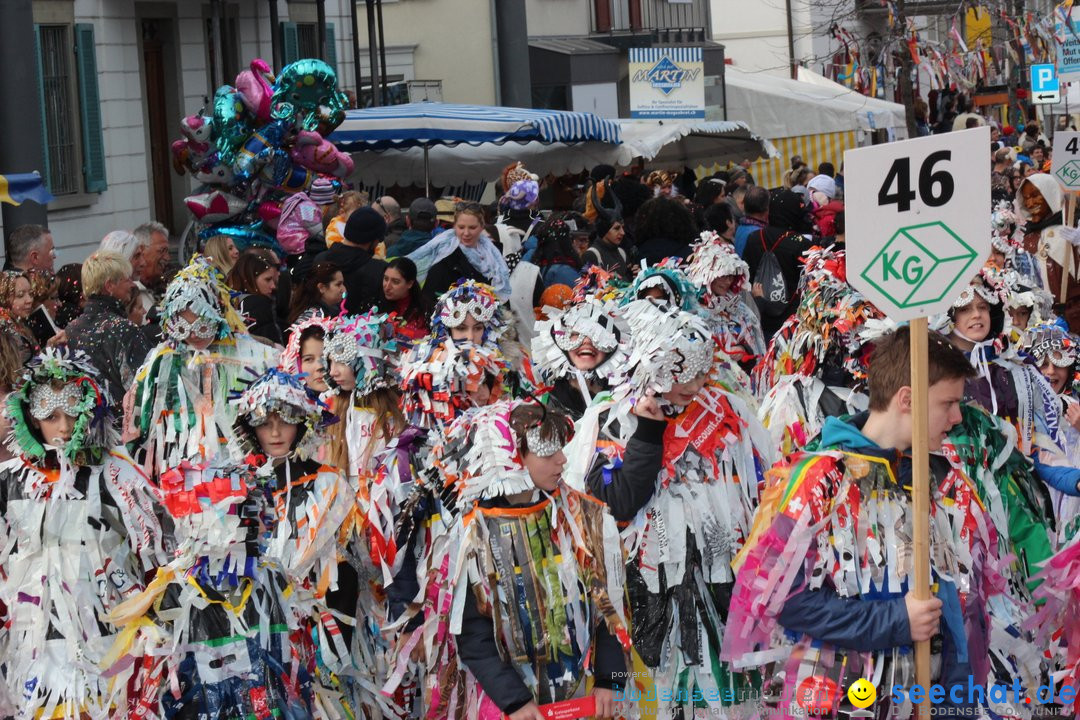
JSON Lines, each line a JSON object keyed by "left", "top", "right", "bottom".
{"left": 4, "top": 0, "right": 356, "bottom": 265}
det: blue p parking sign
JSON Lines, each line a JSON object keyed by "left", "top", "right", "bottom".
{"left": 1031, "top": 64, "right": 1061, "bottom": 104}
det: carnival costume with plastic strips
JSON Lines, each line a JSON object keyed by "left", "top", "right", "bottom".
{"left": 321, "top": 310, "right": 400, "bottom": 482}
{"left": 128, "top": 254, "right": 277, "bottom": 470}
{"left": 1028, "top": 530, "right": 1080, "bottom": 716}
{"left": 429, "top": 279, "right": 541, "bottom": 398}
{"left": 236, "top": 367, "right": 405, "bottom": 719}
{"left": 570, "top": 265, "right": 629, "bottom": 305}
{"left": 364, "top": 319, "right": 511, "bottom": 635}
{"left": 1004, "top": 268, "right": 1055, "bottom": 346}
{"left": 0, "top": 348, "right": 162, "bottom": 719}
{"left": 992, "top": 198, "right": 1043, "bottom": 291}
{"left": 720, "top": 405, "right": 1011, "bottom": 720}
{"left": 621, "top": 257, "right": 704, "bottom": 313}
{"left": 531, "top": 298, "right": 632, "bottom": 419}
{"left": 1026, "top": 322, "right": 1080, "bottom": 542}
{"left": 935, "top": 267, "right": 1080, "bottom": 502}
{"left": 936, "top": 403, "right": 1055, "bottom": 706}
{"left": 569, "top": 300, "right": 774, "bottom": 715}
{"left": 386, "top": 400, "right": 631, "bottom": 719}
{"left": 685, "top": 230, "right": 766, "bottom": 367}
{"left": 753, "top": 246, "right": 884, "bottom": 455}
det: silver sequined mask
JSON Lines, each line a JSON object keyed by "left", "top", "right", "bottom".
{"left": 440, "top": 297, "right": 496, "bottom": 329}
{"left": 166, "top": 314, "right": 219, "bottom": 343}
{"left": 29, "top": 382, "right": 82, "bottom": 420}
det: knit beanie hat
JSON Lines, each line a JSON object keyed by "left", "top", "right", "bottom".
{"left": 344, "top": 207, "right": 387, "bottom": 246}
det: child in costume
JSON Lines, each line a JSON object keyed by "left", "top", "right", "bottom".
{"left": 582, "top": 300, "right": 775, "bottom": 716}
{"left": 231, "top": 367, "right": 397, "bottom": 718}
{"left": 414, "top": 400, "right": 630, "bottom": 719}
{"left": 723, "top": 327, "right": 1011, "bottom": 719}
{"left": 753, "top": 246, "right": 884, "bottom": 456}
{"left": 127, "top": 254, "right": 277, "bottom": 471}
{"left": 684, "top": 230, "right": 765, "bottom": 371}
{"left": 941, "top": 266, "right": 1080, "bottom": 498}
{"left": 1028, "top": 322, "right": 1080, "bottom": 541}
{"left": 105, "top": 454, "right": 316, "bottom": 718}
{"left": 622, "top": 259, "right": 704, "bottom": 311}
{"left": 531, "top": 298, "right": 631, "bottom": 421}
{"left": 321, "top": 311, "right": 403, "bottom": 483}
{"left": 280, "top": 313, "right": 338, "bottom": 395}
{"left": 0, "top": 348, "right": 161, "bottom": 719}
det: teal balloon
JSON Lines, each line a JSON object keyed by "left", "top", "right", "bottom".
{"left": 212, "top": 85, "right": 251, "bottom": 163}
{"left": 271, "top": 59, "right": 347, "bottom": 133}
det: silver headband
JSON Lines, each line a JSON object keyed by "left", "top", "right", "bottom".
{"left": 525, "top": 425, "right": 563, "bottom": 458}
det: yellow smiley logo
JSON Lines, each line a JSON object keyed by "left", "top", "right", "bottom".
{"left": 847, "top": 679, "right": 877, "bottom": 709}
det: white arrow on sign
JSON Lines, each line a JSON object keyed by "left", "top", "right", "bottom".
{"left": 843, "top": 127, "right": 991, "bottom": 322}
{"left": 1052, "top": 131, "right": 1080, "bottom": 189}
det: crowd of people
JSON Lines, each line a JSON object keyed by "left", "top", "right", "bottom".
{"left": 0, "top": 145, "right": 1079, "bottom": 720}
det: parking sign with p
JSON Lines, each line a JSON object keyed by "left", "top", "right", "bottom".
{"left": 1031, "top": 64, "right": 1061, "bottom": 104}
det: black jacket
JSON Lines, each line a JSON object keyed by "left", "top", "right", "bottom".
{"left": 583, "top": 240, "right": 630, "bottom": 280}
{"left": 64, "top": 294, "right": 153, "bottom": 405}
{"left": 314, "top": 243, "right": 389, "bottom": 314}
{"left": 454, "top": 493, "right": 627, "bottom": 714}
{"left": 585, "top": 416, "right": 666, "bottom": 522}
{"left": 421, "top": 247, "right": 490, "bottom": 304}
{"left": 235, "top": 293, "right": 283, "bottom": 345}
{"left": 635, "top": 236, "right": 692, "bottom": 267}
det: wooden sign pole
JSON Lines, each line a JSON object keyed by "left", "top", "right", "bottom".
{"left": 910, "top": 315, "right": 931, "bottom": 720}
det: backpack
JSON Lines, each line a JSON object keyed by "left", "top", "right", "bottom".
{"left": 754, "top": 230, "right": 793, "bottom": 316}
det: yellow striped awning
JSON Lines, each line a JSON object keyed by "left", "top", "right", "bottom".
{"left": 748, "top": 130, "right": 858, "bottom": 190}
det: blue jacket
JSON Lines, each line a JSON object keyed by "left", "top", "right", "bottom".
{"left": 777, "top": 414, "right": 978, "bottom": 716}
{"left": 538, "top": 263, "right": 581, "bottom": 289}
{"left": 733, "top": 217, "right": 766, "bottom": 257}
{"left": 390, "top": 228, "right": 435, "bottom": 258}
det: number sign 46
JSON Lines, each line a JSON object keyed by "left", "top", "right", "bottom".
{"left": 844, "top": 126, "right": 991, "bottom": 321}
{"left": 877, "top": 151, "right": 954, "bottom": 212}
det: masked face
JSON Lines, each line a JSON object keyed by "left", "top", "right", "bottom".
{"left": 1020, "top": 181, "right": 1051, "bottom": 224}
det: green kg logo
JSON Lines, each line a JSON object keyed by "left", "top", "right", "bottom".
{"left": 1055, "top": 160, "right": 1080, "bottom": 188}
{"left": 861, "top": 221, "right": 978, "bottom": 309}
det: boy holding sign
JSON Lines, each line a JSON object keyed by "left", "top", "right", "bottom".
{"left": 721, "top": 326, "right": 1008, "bottom": 719}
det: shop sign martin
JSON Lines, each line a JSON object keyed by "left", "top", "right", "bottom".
{"left": 634, "top": 55, "right": 700, "bottom": 95}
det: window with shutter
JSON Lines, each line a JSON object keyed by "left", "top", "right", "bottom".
{"left": 31, "top": 25, "right": 53, "bottom": 193}
{"left": 281, "top": 21, "right": 299, "bottom": 65}
{"left": 74, "top": 23, "right": 106, "bottom": 193}
{"left": 325, "top": 23, "right": 336, "bottom": 72}
{"left": 35, "top": 24, "right": 81, "bottom": 195}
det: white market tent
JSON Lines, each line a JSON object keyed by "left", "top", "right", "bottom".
{"left": 343, "top": 118, "right": 777, "bottom": 189}
{"left": 721, "top": 66, "right": 908, "bottom": 188}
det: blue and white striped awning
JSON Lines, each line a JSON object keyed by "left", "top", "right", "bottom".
{"left": 328, "top": 102, "right": 622, "bottom": 151}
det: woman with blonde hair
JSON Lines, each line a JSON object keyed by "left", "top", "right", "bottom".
{"left": 408, "top": 201, "right": 510, "bottom": 303}
{"left": 202, "top": 234, "right": 240, "bottom": 277}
